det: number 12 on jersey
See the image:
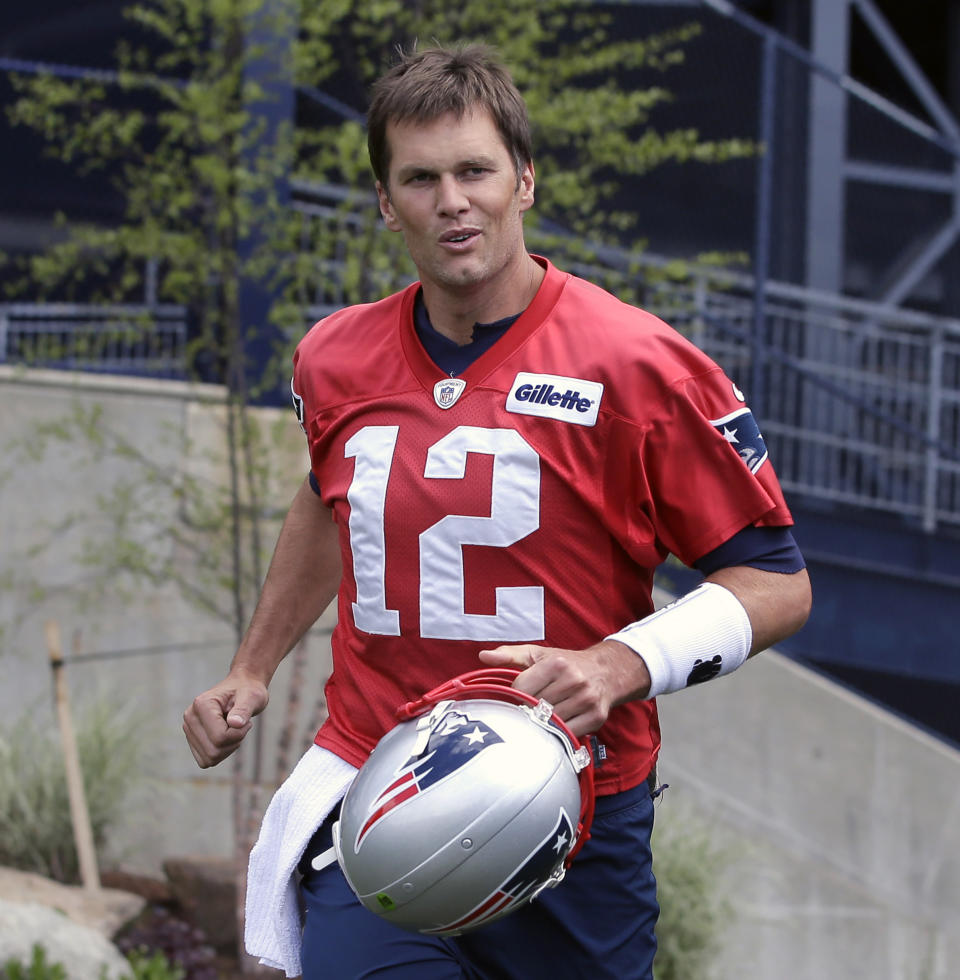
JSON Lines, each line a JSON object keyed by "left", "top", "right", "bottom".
{"left": 344, "top": 424, "right": 546, "bottom": 642}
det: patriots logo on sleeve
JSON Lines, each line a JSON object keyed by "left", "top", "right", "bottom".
{"left": 354, "top": 711, "right": 503, "bottom": 851}
{"left": 423, "top": 808, "right": 575, "bottom": 934}
{"left": 710, "top": 406, "right": 769, "bottom": 474}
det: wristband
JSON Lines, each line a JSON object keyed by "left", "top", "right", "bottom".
{"left": 605, "top": 583, "right": 752, "bottom": 699}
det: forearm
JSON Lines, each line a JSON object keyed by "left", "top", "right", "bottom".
{"left": 706, "top": 565, "right": 811, "bottom": 655}
{"left": 606, "top": 565, "right": 812, "bottom": 701}
{"left": 231, "top": 475, "right": 342, "bottom": 687}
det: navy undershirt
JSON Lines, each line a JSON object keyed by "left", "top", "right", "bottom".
{"left": 413, "top": 289, "right": 520, "bottom": 377}
{"left": 306, "top": 292, "right": 805, "bottom": 574}
{"left": 694, "top": 524, "right": 805, "bottom": 575}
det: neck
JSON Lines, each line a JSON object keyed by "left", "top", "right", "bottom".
{"left": 421, "top": 252, "right": 545, "bottom": 346}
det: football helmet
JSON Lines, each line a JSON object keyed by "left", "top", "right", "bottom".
{"left": 332, "top": 668, "right": 595, "bottom": 936}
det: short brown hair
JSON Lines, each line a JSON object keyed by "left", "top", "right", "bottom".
{"left": 367, "top": 44, "right": 533, "bottom": 188}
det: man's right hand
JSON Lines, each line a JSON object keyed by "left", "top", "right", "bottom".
{"left": 183, "top": 671, "right": 270, "bottom": 768}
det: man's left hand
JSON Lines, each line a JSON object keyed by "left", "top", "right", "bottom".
{"left": 478, "top": 640, "right": 651, "bottom": 736}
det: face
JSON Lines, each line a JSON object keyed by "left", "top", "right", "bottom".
{"left": 376, "top": 109, "right": 535, "bottom": 295}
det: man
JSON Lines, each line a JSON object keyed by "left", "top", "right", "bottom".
{"left": 184, "top": 44, "right": 811, "bottom": 979}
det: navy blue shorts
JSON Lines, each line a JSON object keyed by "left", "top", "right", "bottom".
{"left": 298, "top": 780, "right": 659, "bottom": 979}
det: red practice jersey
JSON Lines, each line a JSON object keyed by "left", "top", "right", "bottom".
{"left": 292, "top": 257, "right": 793, "bottom": 795}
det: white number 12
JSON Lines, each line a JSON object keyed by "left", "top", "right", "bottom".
{"left": 344, "top": 425, "right": 545, "bottom": 642}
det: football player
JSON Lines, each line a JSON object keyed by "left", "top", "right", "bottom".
{"left": 184, "top": 43, "right": 811, "bottom": 979}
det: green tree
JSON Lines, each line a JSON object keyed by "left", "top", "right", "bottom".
{"left": 7, "top": 0, "right": 756, "bottom": 324}
{"left": 5, "top": 9, "right": 303, "bottom": 968}
{"left": 295, "top": 1, "right": 755, "bottom": 232}
{"left": 290, "top": 1, "right": 755, "bottom": 307}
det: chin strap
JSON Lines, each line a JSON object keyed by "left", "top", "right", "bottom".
{"left": 395, "top": 668, "right": 596, "bottom": 868}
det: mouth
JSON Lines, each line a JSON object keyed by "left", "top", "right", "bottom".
{"left": 440, "top": 228, "right": 480, "bottom": 247}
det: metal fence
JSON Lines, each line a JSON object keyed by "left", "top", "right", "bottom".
{"left": 555, "top": 252, "right": 960, "bottom": 533}
{"left": 676, "top": 276, "right": 959, "bottom": 533}
{"left": 3, "top": 206, "right": 958, "bottom": 534}
{"left": 0, "top": 302, "right": 188, "bottom": 379}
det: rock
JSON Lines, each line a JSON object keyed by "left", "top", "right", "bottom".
{"left": 163, "top": 855, "right": 237, "bottom": 953}
{"left": 0, "top": 899, "right": 131, "bottom": 980}
{"left": 0, "top": 867, "right": 145, "bottom": 938}
{"left": 100, "top": 869, "right": 174, "bottom": 906}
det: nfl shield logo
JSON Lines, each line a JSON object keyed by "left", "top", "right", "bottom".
{"left": 434, "top": 378, "right": 467, "bottom": 409}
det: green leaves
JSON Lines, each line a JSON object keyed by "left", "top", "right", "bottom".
{"left": 2, "top": 946, "right": 68, "bottom": 980}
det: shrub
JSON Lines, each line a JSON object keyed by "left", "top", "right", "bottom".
{"left": 116, "top": 906, "right": 217, "bottom": 980}
{"left": 0, "top": 698, "right": 143, "bottom": 883}
{"left": 653, "top": 805, "right": 734, "bottom": 980}
{"left": 124, "top": 950, "right": 186, "bottom": 980}
{"left": 1, "top": 944, "right": 185, "bottom": 980}
{"left": 1, "top": 946, "right": 67, "bottom": 980}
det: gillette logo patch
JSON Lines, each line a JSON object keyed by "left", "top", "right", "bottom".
{"left": 506, "top": 373, "right": 603, "bottom": 427}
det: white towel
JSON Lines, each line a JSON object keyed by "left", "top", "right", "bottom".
{"left": 244, "top": 744, "right": 358, "bottom": 976}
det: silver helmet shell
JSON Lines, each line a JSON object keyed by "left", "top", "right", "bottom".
{"left": 332, "top": 671, "right": 594, "bottom": 936}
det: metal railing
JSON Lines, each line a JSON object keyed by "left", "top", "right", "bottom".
{"left": 642, "top": 270, "right": 960, "bottom": 533}
{"left": 3, "top": 207, "right": 958, "bottom": 534}
{"left": 0, "top": 302, "right": 188, "bottom": 379}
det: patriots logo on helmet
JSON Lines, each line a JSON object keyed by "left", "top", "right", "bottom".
{"left": 423, "top": 808, "right": 575, "bottom": 934}
{"left": 354, "top": 710, "right": 503, "bottom": 851}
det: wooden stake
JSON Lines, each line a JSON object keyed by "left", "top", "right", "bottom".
{"left": 46, "top": 619, "right": 101, "bottom": 892}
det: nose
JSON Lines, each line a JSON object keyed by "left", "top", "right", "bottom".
{"left": 435, "top": 174, "right": 469, "bottom": 217}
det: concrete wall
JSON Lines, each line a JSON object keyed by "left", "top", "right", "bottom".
{"left": 0, "top": 365, "right": 331, "bottom": 868}
{"left": 657, "top": 642, "right": 960, "bottom": 979}
{"left": 2, "top": 368, "right": 957, "bottom": 978}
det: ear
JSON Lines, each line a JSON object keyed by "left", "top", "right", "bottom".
{"left": 377, "top": 182, "right": 402, "bottom": 232}
{"left": 518, "top": 161, "right": 535, "bottom": 214}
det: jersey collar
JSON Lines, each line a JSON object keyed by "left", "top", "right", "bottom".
{"left": 399, "top": 255, "right": 568, "bottom": 393}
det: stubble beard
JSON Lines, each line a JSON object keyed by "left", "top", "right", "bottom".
{"left": 421, "top": 230, "right": 525, "bottom": 295}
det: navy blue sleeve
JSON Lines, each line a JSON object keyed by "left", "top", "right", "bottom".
{"left": 308, "top": 470, "right": 322, "bottom": 497}
{"left": 694, "top": 524, "right": 806, "bottom": 575}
